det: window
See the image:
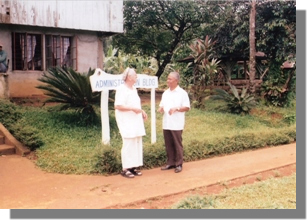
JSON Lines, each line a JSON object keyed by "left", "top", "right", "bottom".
{"left": 46, "top": 35, "right": 76, "bottom": 70}
{"left": 12, "top": 33, "right": 43, "bottom": 71}
{"left": 12, "top": 33, "right": 77, "bottom": 71}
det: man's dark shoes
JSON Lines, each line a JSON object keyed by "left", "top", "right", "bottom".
{"left": 174, "top": 165, "right": 182, "bottom": 173}
{"left": 161, "top": 165, "right": 176, "bottom": 170}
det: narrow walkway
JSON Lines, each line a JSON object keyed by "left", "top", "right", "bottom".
{"left": 0, "top": 143, "right": 296, "bottom": 209}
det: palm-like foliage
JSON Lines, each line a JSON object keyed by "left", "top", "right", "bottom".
{"left": 187, "top": 36, "right": 218, "bottom": 85}
{"left": 211, "top": 82, "right": 257, "bottom": 115}
{"left": 37, "top": 67, "right": 100, "bottom": 116}
{"left": 183, "top": 36, "right": 221, "bottom": 109}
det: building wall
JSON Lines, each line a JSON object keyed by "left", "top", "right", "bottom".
{"left": 0, "top": 0, "right": 123, "bottom": 98}
{"left": 0, "top": 75, "right": 9, "bottom": 99}
{"left": 0, "top": 0, "right": 123, "bottom": 33}
{"left": 0, "top": 26, "right": 105, "bottom": 98}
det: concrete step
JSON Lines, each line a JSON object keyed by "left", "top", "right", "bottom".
{"left": 0, "top": 144, "right": 16, "bottom": 155}
{"left": 1, "top": 123, "right": 30, "bottom": 156}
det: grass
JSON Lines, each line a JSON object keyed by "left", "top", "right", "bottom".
{"left": 7, "top": 97, "right": 296, "bottom": 175}
{"left": 19, "top": 109, "right": 105, "bottom": 174}
{"left": 171, "top": 173, "right": 296, "bottom": 209}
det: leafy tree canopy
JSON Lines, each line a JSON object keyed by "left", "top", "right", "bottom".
{"left": 112, "top": 0, "right": 295, "bottom": 82}
{"left": 112, "top": 0, "right": 217, "bottom": 79}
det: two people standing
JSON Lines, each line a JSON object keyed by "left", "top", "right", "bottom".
{"left": 114, "top": 68, "right": 190, "bottom": 178}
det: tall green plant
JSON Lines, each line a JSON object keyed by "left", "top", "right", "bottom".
{"left": 211, "top": 82, "right": 257, "bottom": 115}
{"left": 36, "top": 67, "right": 100, "bottom": 121}
{"left": 183, "top": 36, "right": 221, "bottom": 109}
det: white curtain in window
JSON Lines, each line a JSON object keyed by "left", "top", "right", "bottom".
{"left": 20, "top": 35, "right": 36, "bottom": 63}
{"left": 62, "top": 37, "right": 70, "bottom": 66}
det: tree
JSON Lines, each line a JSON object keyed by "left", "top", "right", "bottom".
{"left": 209, "top": 0, "right": 295, "bottom": 94}
{"left": 256, "top": 0, "right": 296, "bottom": 106}
{"left": 249, "top": 0, "right": 257, "bottom": 94}
{"left": 256, "top": 0, "right": 296, "bottom": 65}
{"left": 209, "top": 1, "right": 251, "bottom": 60}
{"left": 112, "top": 0, "right": 296, "bottom": 92}
{"left": 112, "top": 0, "right": 216, "bottom": 79}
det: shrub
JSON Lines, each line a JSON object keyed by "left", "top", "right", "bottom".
{"left": 11, "top": 124, "right": 44, "bottom": 151}
{"left": 94, "top": 146, "right": 122, "bottom": 174}
{"left": 143, "top": 143, "right": 167, "bottom": 168}
{"left": 0, "top": 99, "right": 43, "bottom": 150}
{"left": 261, "top": 67, "right": 296, "bottom": 108}
{"left": 211, "top": 82, "right": 257, "bottom": 115}
{"left": 36, "top": 67, "right": 101, "bottom": 124}
{"left": 92, "top": 125, "right": 296, "bottom": 175}
{"left": 0, "top": 99, "right": 22, "bottom": 129}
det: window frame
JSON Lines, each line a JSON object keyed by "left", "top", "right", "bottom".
{"left": 11, "top": 32, "right": 77, "bottom": 71}
{"left": 45, "top": 34, "right": 77, "bottom": 70}
{"left": 12, "top": 32, "right": 43, "bottom": 71}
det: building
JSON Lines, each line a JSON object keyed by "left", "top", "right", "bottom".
{"left": 0, "top": 0, "right": 123, "bottom": 98}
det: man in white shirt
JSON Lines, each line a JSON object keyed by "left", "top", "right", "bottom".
{"left": 158, "top": 71, "right": 190, "bottom": 173}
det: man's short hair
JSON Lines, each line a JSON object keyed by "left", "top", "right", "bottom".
{"left": 170, "top": 71, "right": 180, "bottom": 82}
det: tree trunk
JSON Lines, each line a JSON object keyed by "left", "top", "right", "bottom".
{"left": 155, "top": 25, "right": 186, "bottom": 79}
{"left": 155, "top": 54, "right": 172, "bottom": 80}
{"left": 282, "top": 69, "right": 295, "bottom": 92}
{"left": 249, "top": 0, "right": 256, "bottom": 94}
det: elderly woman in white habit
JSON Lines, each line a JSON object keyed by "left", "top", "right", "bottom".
{"left": 114, "top": 67, "right": 148, "bottom": 178}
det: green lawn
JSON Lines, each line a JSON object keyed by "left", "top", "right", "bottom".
{"left": 171, "top": 173, "right": 296, "bottom": 209}
{"left": 6, "top": 98, "right": 296, "bottom": 175}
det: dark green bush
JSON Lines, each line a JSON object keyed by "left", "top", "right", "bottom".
{"left": 184, "top": 140, "right": 209, "bottom": 161}
{"left": 92, "top": 125, "right": 295, "bottom": 174}
{"left": 12, "top": 124, "right": 44, "bottom": 151}
{"left": 211, "top": 82, "right": 257, "bottom": 115}
{"left": 0, "top": 99, "right": 44, "bottom": 150}
{"left": 183, "top": 128, "right": 295, "bottom": 164}
{"left": 94, "top": 146, "right": 122, "bottom": 174}
{"left": 0, "top": 99, "right": 22, "bottom": 129}
{"left": 143, "top": 143, "right": 167, "bottom": 168}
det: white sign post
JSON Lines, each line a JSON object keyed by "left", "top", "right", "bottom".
{"left": 90, "top": 68, "right": 158, "bottom": 145}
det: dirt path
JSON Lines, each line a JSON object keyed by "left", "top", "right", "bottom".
{"left": 107, "top": 164, "right": 296, "bottom": 209}
{"left": 0, "top": 143, "right": 296, "bottom": 209}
